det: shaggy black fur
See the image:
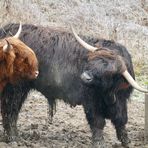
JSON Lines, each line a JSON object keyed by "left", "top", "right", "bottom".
{"left": 0, "top": 24, "right": 134, "bottom": 147}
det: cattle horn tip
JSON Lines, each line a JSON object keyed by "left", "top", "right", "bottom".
{"left": 13, "top": 22, "right": 22, "bottom": 38}
{"left": 3, "top": 39, "right": 12, "bottom": 52}
{"left": 122, "top": 70, "right": 148, "bottom": 93}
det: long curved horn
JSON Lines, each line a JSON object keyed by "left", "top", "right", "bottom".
{"left": 3, "top": 39, "right": 12, "bottom": 52}
{"left": 122, "top": 70, "right": 148, "bottom": 93}
{"left": 71, "top": 26, "right": 98, "bottom": 52}
{"left": 13, "top": 22, "right": 22, "bottom": 38}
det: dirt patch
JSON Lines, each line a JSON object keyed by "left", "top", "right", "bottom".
{"left": 0, "top": 91, "right": 146, "bottom": 148}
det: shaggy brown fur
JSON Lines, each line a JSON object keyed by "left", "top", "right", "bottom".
{"left": 0, "top": 37, "right": 38, "bottom": 91}
{"left": 88, "top": 48, "right": 117, "bottom": 60}
{"left": 88, "top": 48, "right": 127, "bottom": 73}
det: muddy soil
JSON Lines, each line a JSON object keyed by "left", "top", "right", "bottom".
{"left": 0, "top": 91, "right": 146, "bottom": 148}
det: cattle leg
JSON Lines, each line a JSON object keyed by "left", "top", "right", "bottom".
{"left": 1, "top": 84, "right": 29, "bottom": 142}
{"left": 47, "top": 98, "right": 56, "bottom": 124}
{"left": 115, "top": 126, "right": 130, "bottom": 147}
{"left": 110, "top": 97, "right": 131, "bottom": 147}
{"left": 42, "top": 91, "right": 56, "bottom": 124}
{"left": 83, "top": 104, "right": 106, "bottom": 148}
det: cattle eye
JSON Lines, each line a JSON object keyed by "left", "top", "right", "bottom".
{"left": 15, "top": 53, "right": 19, "bottom": 57}
{"left": 23, "top": 57, "right": 29, "bottom": 63}
{"left": 81, "top": 72, "right": 93, "bottom": 83}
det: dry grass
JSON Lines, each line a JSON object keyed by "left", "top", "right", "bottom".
{"left": 0, "top": 0, "right": 148, "bottom": 77}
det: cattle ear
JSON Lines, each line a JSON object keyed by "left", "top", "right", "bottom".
{"left": 81, "top": 71, "right": 94, "bottom": 84}
{"left": 3, "top": 39, "right": 13, "bottom": 52}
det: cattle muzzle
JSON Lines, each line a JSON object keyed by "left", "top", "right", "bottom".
{"left": 34, "top": 70, "right": 39, "bottom": 78}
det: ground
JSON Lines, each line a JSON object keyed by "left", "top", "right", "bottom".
{"left": 0, "top": 90, "right": 146, "bottom": 148}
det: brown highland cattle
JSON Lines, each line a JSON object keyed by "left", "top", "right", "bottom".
{"left": 0, "top": 23, "right": 39, "bottom": 91}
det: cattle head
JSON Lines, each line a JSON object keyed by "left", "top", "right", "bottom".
{"left": 0, "top": 23, "right": 39, "bottom": 90}
{"left": 71, "top": 26, "right": 148, "bottom": 93}
{"left": 81, "top": 49, "right": 126, "bottom": 84}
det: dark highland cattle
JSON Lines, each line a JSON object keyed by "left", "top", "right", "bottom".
{"left": 0, "top": 23, "right": 39, "bottom": 91}
{"left": 0, "top": 23, "right": 147, "bottom": 147}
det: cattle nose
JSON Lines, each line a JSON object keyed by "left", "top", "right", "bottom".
{"left": 35, "top": 71, "right": 39, "bottom": 77}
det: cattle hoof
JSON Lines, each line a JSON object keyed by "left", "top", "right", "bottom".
{"left": 4, "top": 132, "right": 18, "bottom": 143}
{"left": 92, "top": 140, "right": 107, "bottom": 148}
{"left": 116, "top": 128, "right": 131, "bottom": 147}
{"left": 48, "top": 116, "right": 53, "bottom": 124}
{"left": 5, "top": 135, "right": 18, "bottom": 143}
{"left": 120, "top": 134, "right": 131, "bottom": 147}
{"left": 121, "top": 139, "right": 131, "bottom": 148}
